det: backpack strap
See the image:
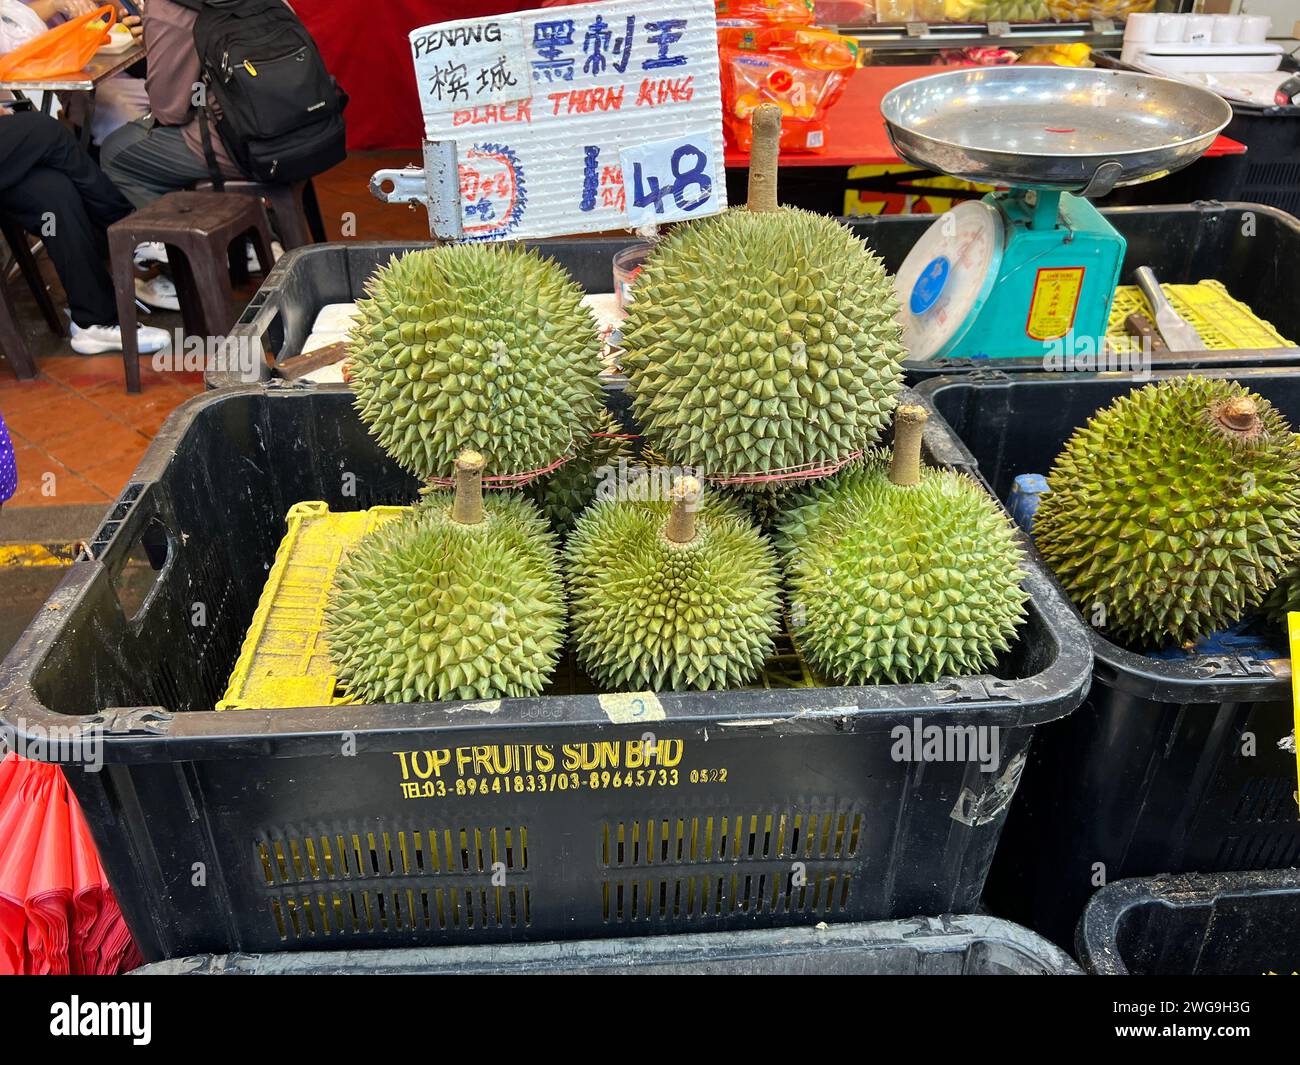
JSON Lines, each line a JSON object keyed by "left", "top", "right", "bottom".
{"left": 196, "top": 103, "right": 225, "bottom": 191}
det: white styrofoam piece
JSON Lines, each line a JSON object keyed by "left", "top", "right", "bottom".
{"left": 1130, "top": 52, "right": 1284, "bottom": 81}
{"left": 300, "top": 363, "right": 349, "bottom": 385}
{"left": 407, "top": 0, "right": 726, "bottom": 242}
{"left": 310, "top": 302, "right": 360, "bottom": 334}
{"left": 300, "top": 331, "right": 348, "bottom": 355}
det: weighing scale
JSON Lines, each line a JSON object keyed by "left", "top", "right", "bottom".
{"left": 880, "top": 69, "right": 1232, "bottom": 360}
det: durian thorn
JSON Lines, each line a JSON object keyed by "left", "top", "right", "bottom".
{"left": 665, "top": 475, "right": 702, "bottom": 544}
{"left": 452, "top": 450, "right": 486, "bottom": 525}
{"left": 889, "top": 404, "right": 929, "bottom": 488}
{"left": 746, "top": 104, "right": 782, "bottom": 214}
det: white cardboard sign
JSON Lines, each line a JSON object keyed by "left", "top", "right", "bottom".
{"left": 408, "top": 0, "right": 727, "bottom": 241}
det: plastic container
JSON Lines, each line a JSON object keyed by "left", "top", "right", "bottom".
{"left": 128, "top": 915, "right": 1082, "bottom": 974}
{"left": 0, "top": 386, "right": 1091, "bottom": 961}
{"left": 917, "top": 367, "right": 1300, "bottom": 947}
{"left": 1077, "top": 870, "right": 1300, "bottom": 976}
{"left": 1105, "top": 87, "right": 1300, "bottom": 220}
{"left": 218, "top": 501, "right": 817, "bottom": 712}
{"left": 215, "top": 203, "right": 1300, "bottom": 392}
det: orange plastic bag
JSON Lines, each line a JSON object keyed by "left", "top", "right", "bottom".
{"left": 719, "top": 25, "right": 858, "bottom": 153}
{"left": 715, "top": 0, "right": 817, "bottom": 26}
{"left": 0, "top": 5, "right": 115, "bottom": 82}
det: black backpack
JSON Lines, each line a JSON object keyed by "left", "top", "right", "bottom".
{"left": 173, "top": 0, "right": 347, "bottom": 185}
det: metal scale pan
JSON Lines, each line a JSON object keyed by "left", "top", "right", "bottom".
{"left": 881, "top": 67, "right": 1233, "bottom": 197}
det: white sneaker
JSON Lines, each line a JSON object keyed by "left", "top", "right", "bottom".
{"left": 133, "top": 241, "right": 169, "bottom": 270}
{"left": 70, "top": 321, "right": 171, "bottom": 355}
{"left": 247, "top": 239, "right": 285, "bottom": 274}
{"left": 135, "top": 275, "right": 180, "bottom": 311}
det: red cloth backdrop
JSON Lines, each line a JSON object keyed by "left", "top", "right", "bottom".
{"left": 295, "top": 0, "right": 535, "bottom": 150}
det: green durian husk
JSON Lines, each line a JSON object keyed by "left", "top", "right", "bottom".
{"left": 346, "top": 244, "right": 604, "bottom": 481}
{"left": 777, "top": 449, "right": 1029, "bottom": 685}
{"left": 324, "top": 492, "right": 564, "bottom": 704}
{"left": 565, "top": 490, "right": 781, "bottom": 692}
{"left": 525, "top": 411, "right": 634, "bottom": 537}
{"left": 621, "top": 206, "right": 905, "bottom": 480}
{"left": 1033, "top": 377, "right": 1300, "bottom": 650}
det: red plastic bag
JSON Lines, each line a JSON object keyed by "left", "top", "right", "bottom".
{"left": 719, "top": 25, "right": 858, "bottom": 153}
{"left": 0, "top": 5, "right": 115, "bottom": 81}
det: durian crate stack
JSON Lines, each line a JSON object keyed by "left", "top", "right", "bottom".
{"left": 920, "top": 367, "right": 1300, "bottom": 948}
{"left": 0, "top": 107, "right": 1093, "bottom": 961}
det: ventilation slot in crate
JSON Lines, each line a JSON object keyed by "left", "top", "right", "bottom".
{"left": 1230, "top": 776, "right": 1299, "bottom": 825}
{"left": 602, "top": 869, "right": 854, "bottom": 924}
{"left": 1215, "top": 832, "right": 1300, "bottom": 871}
{"left": 269, "top": 883, "right": 531, "bottom": 941}
{"left": 256, "top": 825, "right": 529, "bottom": 886}
{"left": 601, "top": 810, "right": 863, "bottom": 867}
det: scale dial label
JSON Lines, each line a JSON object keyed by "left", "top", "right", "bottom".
{"left": 1026, "top": 267, "right": 1085, "bottom": 342}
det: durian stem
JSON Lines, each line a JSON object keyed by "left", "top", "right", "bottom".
{"left": 452, "top": 450, "right": 486, "bottom": 524}
{"left": 1215, "top": 396, "right": 1260, "bottom": 435}
{"left": 746, "top": 104, "right": 782, "bottom": 214}
{"left": 889, "top": 405, "right": 929, "bottom": 488}
{"left": 665, "top": 476, "right": 702, "bottom": 544}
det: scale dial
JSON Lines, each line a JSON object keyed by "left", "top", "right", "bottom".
{"left": 893, "top": 200, "right": 1005, "bottom": 361}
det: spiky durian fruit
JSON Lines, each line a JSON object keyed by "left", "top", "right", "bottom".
{"left": 620, "top": 104, "right": 904, "bottom": 481}
{"left": 347, "top": 245, "right": 603, "bottom": 480}
{"left": 525, "top": 411, "right": 634, "bottom": 536}
{"left": 325, "top": 452, "right": 564, "bottom": 703}
{"left": 565, "top": 477, "right": 781, "bottom": 691}
{"left": 1261, "top": 570, "right": 1300, "bottom": 624}
{"left": 779, "top": 406, "right": 1028, "bottom": 684}
{"left": 1034, "top": 378, "right": 1300, "bottom": 648}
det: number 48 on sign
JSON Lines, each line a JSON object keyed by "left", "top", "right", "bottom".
{"left": 619, "top": 133, "right": 716, "bottom": 227}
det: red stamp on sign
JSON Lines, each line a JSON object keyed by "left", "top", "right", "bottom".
{"left": 459, "top": 144, "right": 524, "bottom": 238}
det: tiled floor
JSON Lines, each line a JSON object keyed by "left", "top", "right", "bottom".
{"left": 0, "top": 151, "right": 421, "bottom": 511}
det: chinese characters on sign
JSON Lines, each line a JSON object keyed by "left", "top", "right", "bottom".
{"left": 408, "top": 0, "right": 725, "bottom": 241}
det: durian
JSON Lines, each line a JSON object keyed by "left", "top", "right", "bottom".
{"left": 565, "top": 476, "right": 781, "bottom": 691}
{"left": 779, "top": 405, "right": 1028, "bottom": 684}
{"left": 325, "top": 451, "right": 564, "bottom": 703}
{"left": 525, "top": 411, "right": 634, "bottom": 536}
{"left": 347, "top": 245, "right": 603, "bottom": 480}
{"left": 1034, "top": 378, "right": 1300, "bottom": 648}
{"left": 621, "top": 104, "right": 904, "bottom": 481}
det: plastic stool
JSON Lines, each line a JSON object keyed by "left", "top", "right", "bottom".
{"left": 0, "top": 218, "right": 66, "bottom": 380}
{"left": 193, "top": 178, "right": 326, "bottom": 250}
{"left": 107, "top": 190, "right": 274, "bottom": 392}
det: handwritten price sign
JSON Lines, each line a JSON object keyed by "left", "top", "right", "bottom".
{"left": 408, "top": 0, "right": 726, "bottom": 241}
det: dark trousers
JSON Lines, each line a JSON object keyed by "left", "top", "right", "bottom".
{"left": 0, "top": 112, "right": 134, "bottom": 328}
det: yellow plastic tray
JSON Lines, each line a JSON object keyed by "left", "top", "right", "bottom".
{"left": 218, "top": 501, "right": 408, "bottom": 710}
{"left": 219, "top": 503, "right": 817, "bottom": 711}
{"left": 1107, "top": 279, "right": 1294, "bottom": 352}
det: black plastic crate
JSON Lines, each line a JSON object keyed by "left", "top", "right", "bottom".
{"left": 917, "top": 367, "right": 1300, "bottom": 948}
{"left": 215, "top": 202, "right": 1300, "bottom": 392}
{"left": 128, "top": 915, "right": 1081, "bottom": 975}
{"left": 1109, "top": 106, "right": 1300, "bottom": 220}
{"left": 1077, "top": 869, "right": 1300, "bottom": 976}
{"left": 0, "top": 386, "right": 1091, "bottom": 962}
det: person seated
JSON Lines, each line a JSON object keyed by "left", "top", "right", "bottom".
{"left": 100, "top": 0, "right": 244, "bottom": 208}
{"left": 0, "top": 107, "right": 167, "bottom": 354}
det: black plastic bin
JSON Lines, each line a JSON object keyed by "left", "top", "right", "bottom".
{"left": 0, "top": 386, "right": 1091, "bottom": 962}
{"left": 917, "top": 367, "right": 1300, "bottom": 948}
{"left": 215, "top": 202, "right": 1300, "bottom": 391}
{"left": 1108, "top": 106, "right": 1300, "bottom": 220}
{"left": 1077, "top": 869, "right": 1300, "bottom": 976}
{"left": 128, "top": 915, "right": 1082, "bottom": 975}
